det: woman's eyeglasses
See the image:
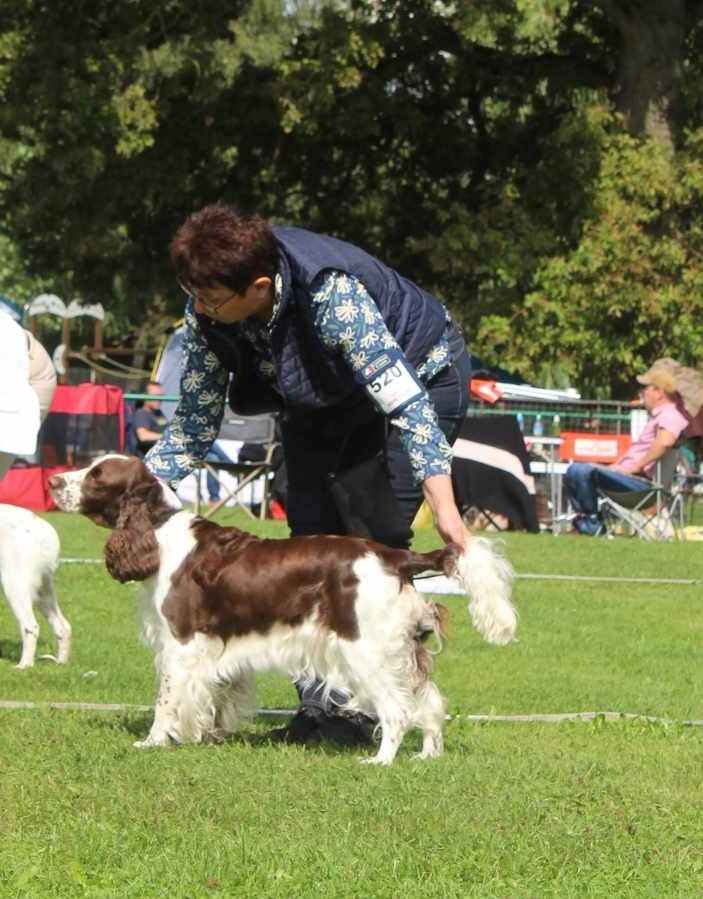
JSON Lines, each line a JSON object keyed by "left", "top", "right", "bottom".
{"left": 178, "top": 281, "right": 237, "bottom": 313}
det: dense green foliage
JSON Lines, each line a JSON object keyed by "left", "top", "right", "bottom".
{"left": 1, "top": 0, "right": 702, "bottom": 394}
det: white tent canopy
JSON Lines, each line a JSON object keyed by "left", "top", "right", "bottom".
{"left": 27, "top": 294, "right": 105, "bottom": 320}
{"left": 494, "top": 382, "right": 581, "bottom": 402}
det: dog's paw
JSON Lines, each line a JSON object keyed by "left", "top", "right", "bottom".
{"left": 411, "top": 750, "right": 442, "bottom": 761}
{"left": 133, "top": 733, "right": 176, "bottom": 749}
{"left": 358, "top": 754, "right": 393, "bottom": 766}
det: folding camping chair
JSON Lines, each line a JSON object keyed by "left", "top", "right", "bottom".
{"left": 597, "top": 447, "right": 685, "bottom": 541}
{"left": 194, "top": 412, "right": 279, "bottom": 519}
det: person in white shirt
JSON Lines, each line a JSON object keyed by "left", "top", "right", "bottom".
{"left": 0, "top": 312, "right": 56, "bottom": 481}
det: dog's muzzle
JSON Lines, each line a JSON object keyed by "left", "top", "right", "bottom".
{"left": 47, "top": 472, "right": 84, "bottom": 513}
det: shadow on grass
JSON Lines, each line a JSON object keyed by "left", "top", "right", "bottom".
{"left": 108, "top": 710, "right": 376, "bottom": 757}
{"left": 116, "top": 712, "right": 155, "bottom": 739}
{"left": 0, "top": 640, "right": 22, "bottom": 664}
{"left": 0, "top": 638, "right": 67, "bottom": 666}
{"left": 222, "top": 725, "right": 379, "bottom": 758}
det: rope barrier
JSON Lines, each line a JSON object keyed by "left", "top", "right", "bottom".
{"left": 58, "top": 558, "right": 700, "bottom": 586}
{"left": 452, "top": 711, "right": 703, "bottom": 726}
{"left": 71, "top": 351, "right": 151, "bottom": 378}
{"left": 91, "top": 355, "right": 153, "bottom": 375}
{"left": 1, "top": 701, "right": 700, "bottom": 727}
{"left": 516, "top": 573, "right": 700, "bottom": 585}
{"left": 414, "top": 572, "right": 700, "bottom": 590}
{"left": 61, "top": 558, "right": 104, "bottom": 563}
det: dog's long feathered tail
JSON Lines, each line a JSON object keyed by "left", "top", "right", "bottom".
{"left": 452, "top": 537, "right": 517, "bottom": 645}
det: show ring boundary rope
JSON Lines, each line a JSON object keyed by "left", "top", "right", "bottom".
{"left": 5, "top": 564, "right": 698, "bottom": 724}
{"left": 59, "top": 558, "right": 700, "bottom": 587}
{"left": 0, "top": 701, "right": 701, "bottom": 727}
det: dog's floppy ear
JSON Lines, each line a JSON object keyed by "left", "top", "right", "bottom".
{"left": 104, "top": 504, "right": 160, "bottom": 583}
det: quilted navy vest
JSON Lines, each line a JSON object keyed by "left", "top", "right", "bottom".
{"left": 198, "top": 226, "right": 448, "bottom": 413}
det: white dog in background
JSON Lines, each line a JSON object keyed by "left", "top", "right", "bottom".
{"left": 0, "top": 503, "right": 71, "bottom": 668}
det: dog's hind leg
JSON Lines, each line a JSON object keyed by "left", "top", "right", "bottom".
{"left": 38, "top": 574, "right": 71, "bottom": 664}
{"left": 356, "top": 638, "right": 445, "bottom": 763}
{"left": 354, "top": 672, "right": 413, "bottom": 765}
{"left": 212, "top": 675, "right": 257, "bottom": 738}
{"left": 411, "top": 679, "right": 445, "bottom": 760}
{"left": 2, "top": 568, "right": 40, "bottom": 669}
{"left": 16, "top": 615, "right": 39, "bottom": 670}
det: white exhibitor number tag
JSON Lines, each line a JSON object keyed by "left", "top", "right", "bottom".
{"left": 364, "top": 357, "right": 423, "bottom": 414}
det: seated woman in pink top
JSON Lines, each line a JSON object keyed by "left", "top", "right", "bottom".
{"left": 565, "top": 363, "right": 689, "bottom": 535}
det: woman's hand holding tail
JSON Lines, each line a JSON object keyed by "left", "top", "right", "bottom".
{"left": 422, "top": 473, "right": 471, "bottom": 550}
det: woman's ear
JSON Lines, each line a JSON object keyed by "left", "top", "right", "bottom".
{"left": 252, "top": 276, "right": 272, "bottom": 293}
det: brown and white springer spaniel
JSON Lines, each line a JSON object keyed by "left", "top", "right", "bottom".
{"left": 49, "top": 454, "right": 516, "bottom": 764}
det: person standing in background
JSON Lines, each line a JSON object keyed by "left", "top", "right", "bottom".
{"left": 0, "top": 311, "right": 56, "bottom": 481}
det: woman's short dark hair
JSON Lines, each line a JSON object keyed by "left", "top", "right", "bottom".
{"left": 170, "top": 203, "right": 279, "bottom": 294}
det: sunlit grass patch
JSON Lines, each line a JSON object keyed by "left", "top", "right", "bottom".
{"left": 0, "top": 512, "right": 701, "bottom": 898}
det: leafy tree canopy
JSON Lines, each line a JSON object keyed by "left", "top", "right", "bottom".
{"left": 0, "top": 0, "right": 701, "bottom": 396}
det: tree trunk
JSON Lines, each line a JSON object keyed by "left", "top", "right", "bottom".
{"left": 606, "top": 0, "right": 686, "bottom": 151}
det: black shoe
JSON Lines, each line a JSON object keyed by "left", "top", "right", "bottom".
{"left": 268, "top": 707, "right": 377, "bottom": 747}
{"left": 317, "top": 711, "right": 377, "bottom": 747}
{"left": 268, "top": 707, "right": 325, "bottom": 746}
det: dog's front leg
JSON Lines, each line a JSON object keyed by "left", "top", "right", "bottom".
{"left": 134, "top": 647, "right": 187, "bottom": 748}
{"left": 360, "top": 712, "right": 407, "bottom": 766}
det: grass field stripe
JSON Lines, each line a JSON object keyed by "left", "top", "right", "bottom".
{"left": 0, "top": 700, "right": 701, "bottom": 727}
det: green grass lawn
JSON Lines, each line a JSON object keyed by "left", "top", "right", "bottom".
{"left": 1, "top": 511, "right": 701, "bottom": 898}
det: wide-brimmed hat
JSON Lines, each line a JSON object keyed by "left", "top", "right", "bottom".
{"left": 636, "top": 357, "right": 703, "bottom": 417}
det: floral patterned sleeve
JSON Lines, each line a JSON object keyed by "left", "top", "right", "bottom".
{"left": 312, "top": 271, "right": 453, "bottom": 484}
{"left": 143, "top": 299, "right": 228, "bottom": 487}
